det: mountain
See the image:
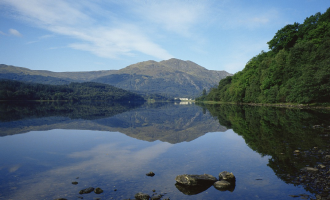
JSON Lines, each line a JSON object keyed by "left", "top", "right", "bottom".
{"left": 0, "top": 58, "right": 232, "bottom": 98}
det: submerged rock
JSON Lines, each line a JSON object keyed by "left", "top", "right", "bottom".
{"left": 79, "top": 187, "right": 94, "bottom": 194}
{"left": 135, "top": 192, "right": 150, "bottom": 200}
{"left": 175, "top": 174, "right": 217, "bottom": 186}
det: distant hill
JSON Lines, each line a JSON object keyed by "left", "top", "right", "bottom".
{"left": 0, "top": 58, "right": 232, "bottom": 98}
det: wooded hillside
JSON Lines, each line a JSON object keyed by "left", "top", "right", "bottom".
{"left": 199, "top": 8, "right": 330, "bottom": 104}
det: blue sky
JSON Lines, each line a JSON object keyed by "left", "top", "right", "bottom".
{"left": 0, "top": 0, "right": 329, "bottom": 73}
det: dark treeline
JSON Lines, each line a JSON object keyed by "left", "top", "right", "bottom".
{"left": 0, "top": 80, "right": 145, "bottom": 102}
{"left": 198, "top": 8, "right": 330, "bottom": 104}
{"left": 0, "top": 101, "right": 143, "bottom": 122}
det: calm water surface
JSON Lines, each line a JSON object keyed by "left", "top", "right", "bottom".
{"left": 0, "top": 102, "right": 329, "bottom": 199}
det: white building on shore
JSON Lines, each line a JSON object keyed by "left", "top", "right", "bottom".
{"left": 174, "top": 98, "right": 193, "bottom": 101}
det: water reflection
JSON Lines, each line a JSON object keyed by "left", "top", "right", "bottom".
{"left": 1, "top": 102, "right": 329, "bottom": 199}
{"left": 0, "top": 130, "right": 173, "bottom": 199}
{"left": 175, "top": 182, "right": 214, "bottom": 195}
{"left": 201, "top": 103, "right": 330, "bottom": 198}
{"left": 0, "top": 102, "right": 227, "bottom": 143}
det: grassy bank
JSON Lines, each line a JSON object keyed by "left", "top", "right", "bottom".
{"left": 196, "top": 101, "right": 330, "bottom": 109}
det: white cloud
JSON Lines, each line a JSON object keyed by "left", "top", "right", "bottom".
{"left": 66, "top": 25, "right": 173, "bottom": 59}
{"left": 0, "top": 31, "right": 6, "bottom": 35}
{"left": 26, "top": 34, "right": 55, "bottom": 45}
{"left": 39, "top": 34, "right": 54, "bottom": 39}
{"left": 0, "top": 0, "right": 284, "bottom": 73}
{"left": 0, "top": 0, "right": 173, "bottom": 60}
{"left": 9, "top": 28, "right": 22, "bottom": 37}
{"left": 132, "top": 0, "right": 209, "bottom": 37}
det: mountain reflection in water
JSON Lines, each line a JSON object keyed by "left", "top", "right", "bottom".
{"left": 0, "top": 101, "right": 227, "bottom": 143}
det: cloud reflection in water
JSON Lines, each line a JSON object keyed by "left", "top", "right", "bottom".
{"left": 5, "top": 130, "right": 173, "bottom": 199}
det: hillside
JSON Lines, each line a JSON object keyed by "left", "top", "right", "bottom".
{"left": 0, "top": 64, "right": 115, "bottom": 81}
{"left": 199, "top": 8, "right": 330, "bottom": 104}
{"left": 0, "top": 80, "right": 145, "bottom": 102}
{"left": 0, "top": 58, "right": 232, "bottom": 98}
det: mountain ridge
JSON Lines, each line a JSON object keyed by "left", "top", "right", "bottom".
{"left": 0, "top": 58, "right": 232, "bottom": 98}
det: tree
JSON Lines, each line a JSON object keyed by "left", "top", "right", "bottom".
{"left": 267, "top": 22, "right": 300, "bottom": 52}
{"left": 202, "top": 88, "right": 207, "bottom": 96}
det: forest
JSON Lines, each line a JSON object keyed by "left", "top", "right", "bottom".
{"left": 198, "top": 8, "right": 330, "bottom": 104}
{"left": 0, "top": 80, "right": 145, "bottom": 102}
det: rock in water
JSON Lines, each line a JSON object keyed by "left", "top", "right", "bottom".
{"left": 213, "top": 180, "right": 231, "bottom": 190}
{"left": 175, "top": 174, "right": 217, "bottom": 186}
{"left": 219, "top": 171, "right": 236, "bottom": 183}
{"left": 135, "top": 192, "right": 150, "bottom": 200}
{"left": 79, "top": 187, "right": 94, "bottom": 194}
{"left": 325, "top": 155, "right": 330, "bottom": 160}
{"left": 300, "top": 167, "right": 319, "bottom": 173}
{"left": 94, "top": 187, "right": 103, "bottom": 194}
{"left": 146, "top": 171, "right": 155, "bottom": 176}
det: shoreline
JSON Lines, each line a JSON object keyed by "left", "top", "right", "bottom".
{"left": 196, "top": 101, "right": 330, "bottom": 110}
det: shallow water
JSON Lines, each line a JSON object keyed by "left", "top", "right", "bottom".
{"left": 0, "top": 102, "right": 329, "bottom": 199}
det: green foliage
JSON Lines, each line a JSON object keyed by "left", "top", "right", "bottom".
{"left": 267, "top": 22, "right": 300, "bottom": 52}
{"left": 200, "top": 8, "right": 330, "bottom": 104}
{"left": 0, "top": 80, "right": 145, "bottom": 102}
